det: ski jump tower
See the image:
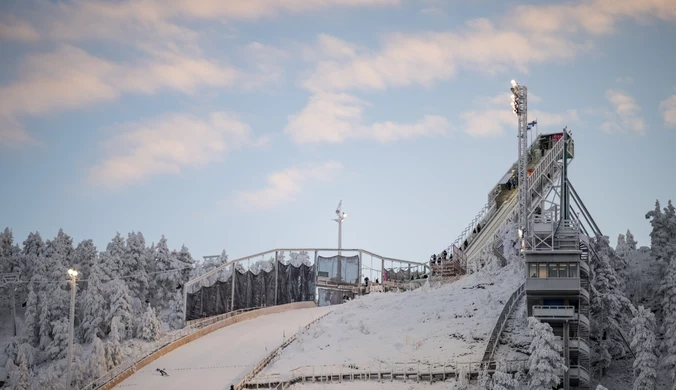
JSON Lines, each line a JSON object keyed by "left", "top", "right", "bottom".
{"left": 448, "top": 80, "right": 600, "bottom": 388}
{"left": 513, "top": 80, "right": 593, "bottom": 390}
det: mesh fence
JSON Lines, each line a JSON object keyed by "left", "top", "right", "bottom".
{"left": 186, "top": 262, "right": 316, "bottom": 321}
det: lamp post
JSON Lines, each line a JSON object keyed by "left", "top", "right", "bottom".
{"left": 65, "top": 269, "right": 78, "bottom": 390}
{"left": 511, "top": 79, "right": 528, "bottom": 251}
{"left": 332, "top": 200, "right": 347, "bottom": 281}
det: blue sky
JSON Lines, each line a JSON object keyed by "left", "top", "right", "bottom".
{"left": 1, "top": 0, "right": 675, "bottom": 263}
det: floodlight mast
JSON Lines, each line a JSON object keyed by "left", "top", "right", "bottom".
{"left": 511, "top": 79, "right": 529, "bottom": 251}
{"left": 332, "top": 200, "right": 347, "bottom": 280}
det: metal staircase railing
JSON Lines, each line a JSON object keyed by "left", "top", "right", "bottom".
{"left": 481, "top": 283, "right": 525, "bottom": 364}
{"left": 452, "top": 131, "right": 571, "bottom": 263}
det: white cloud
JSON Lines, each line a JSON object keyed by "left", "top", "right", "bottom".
{"left": 0, "top": 45, "right": 239, "bottom": 148}
{"left": 0, "top": 16, "right": 40, "bottom": 42}
{"left": 284, "top": 92, "right": 450, "bottom": 144}
{"left": 616, "top": 76, "right": 634, "bottom": 84}
{"left": 234, "top": 161, "right": 344, "bottom": 210}
{"left": 601, "top": 89, "right": 646, "bottom": 135}
{"left": 420, "top": 7, "right": 446, "bottom": 17}
{"left": 660, "top": 91, "right": 676, "bottom": 128}
{"left": 0, "top": 117, "right": 35, "bottom": 149}
{"left": 88, "top": 112, "right": 265, "bottom": 189}
{"left": 462, "top": 92, "right": 578, "bottom": 138}
{"left": 301, "top": 0, "right": 676, "bottom": 93}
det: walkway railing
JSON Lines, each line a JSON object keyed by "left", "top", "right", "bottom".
{"left": 235, "top": 312, "right": 332, "bottom": 390}
{"left": 244, "top": 359, "right": 529, "bottom": 388}
{"left": 481, "top": 283, "right": 525, "bottom": 364}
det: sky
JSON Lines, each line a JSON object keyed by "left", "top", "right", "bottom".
{"left": 0, "top": 0, "right": 675, "bottom": 264}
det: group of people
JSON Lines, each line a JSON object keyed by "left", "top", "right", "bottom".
{"left": 430, "top": 249, "right": 454, "bottom": 266}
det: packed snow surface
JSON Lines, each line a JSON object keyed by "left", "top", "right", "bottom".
{"left": 287, "top": 381, "right": 480, "bottom": 389}
{"left": 261, "top": 265, "right": 525, "bottom": 377}
{"left": 113, "top": 306, "right": 331, "bottom": 389}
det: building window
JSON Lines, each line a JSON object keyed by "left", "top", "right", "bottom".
{"left": 529, "top": 263, "right": 538, "bottom": 278}
{"left": 569, "top": 263, "right": 578, "bottom": 277}
{"left": 538, "top": 263, "right": 547, "bottom": 278}
{"left": 548, "top": 263, "right": 558, "bottom": 278}
{"left": 559, "top": 263, "right": 568, "bottom": 278}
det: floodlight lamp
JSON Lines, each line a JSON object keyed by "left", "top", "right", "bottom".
{"left": 511, "top": 79, "right": 518, "bottom": 88}
{"left": 67, "top": 269, "right": 78, "bottom": 277}
{"left": 517, "top": 229, "right": 523, "bottom": 239}
{"left": 342, "top": 212, "right": 347, "bottom": 219}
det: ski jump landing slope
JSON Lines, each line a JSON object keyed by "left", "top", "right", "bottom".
{"left": 114, "top": 306, "right": 331, "bottom": 390}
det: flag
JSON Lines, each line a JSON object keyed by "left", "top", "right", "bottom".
{"left": 527, "top": 120, "right": 537, "bottom": 130}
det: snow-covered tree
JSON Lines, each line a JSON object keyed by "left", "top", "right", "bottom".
{"left": 81, "top": 266, "right": 107, "bottom": 342}
{"left": 105, "top": 278, "right": 134, "bottom": 339}
{"left": 661, "top": 256, "right": 676, "bottom": 386}
{"left": 626, "top": 230, "right": 638, "bottom": 251}
{"left": 174, "top": 244, "right": 195, "bottom": 284}
{"left": 73, "top": 239, "right": 97, "bottom": 281}
{"left": 123, "top": 232, "right": 150, "bottom": 301}
{"left": 98, "top": 233, "right": 126, "bottom": 280}
{"left": 47, "top": 317, "right": 69, "bottom": 360}
{"left": 24, "top": 283, "right": 39, "bottom": 346}
{"left": 527, "top": 316, "right": 566, "bottom": 390}
{"left": 630, "top": 305, "right": 658, "bottom": 390}
{"left": 477, "top": 367, "right": 491, "bottom": 389}
{"left": 137, "top": 304, "right": 161, "bottom": 341}
{"left": 105, "top": 316, "right": 124, "bottom": 369}
{"left": 22, "top": 231, "right": 46, "bottom": 281}
{"left": 165, "top": 290, "right": 185, "bottom": 330}
{"left": 492, "top": 368, "right": 519, "bottom": 390}
{"left": 149, "top": 236, "right": 182, "bottom": 306}
{"left": 0, "top": 227, "right": 21, "bottom": 274}
{"left": 289, "top": 251, "right": 312, "bottom": 267}
{"left": 596, "top": 385, "right": 609, "bottom": 390}
{"left": 646, "top": 200, "right": 676, "bottom": 263}
{"left": 88, "top": 336, "right": 107, "bottom": 380}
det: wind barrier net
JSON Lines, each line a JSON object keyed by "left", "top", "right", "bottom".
{"left": 186, "top": 261, "right": 316, "bottom": 321}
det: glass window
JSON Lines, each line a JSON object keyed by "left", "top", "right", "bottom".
{"left": 569, "top": 263, "right": 578, "bottom": 278}
{"left": 559, "top": 263, "right": 568, "bottom": 278}
{"left": 538, "top": 263, "right": 547, "bottom": 278}
{"left": 529, "top": 263, "right": 538, "bottom": 278}
{"left": 548, "top": 263, "right": 558, "bottom": 278}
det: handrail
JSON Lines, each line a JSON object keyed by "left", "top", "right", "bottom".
{"left": 246, "top": 359, "right": 531, "bottom": 387}
{"left": 235, "top": 312, "right": 332, "bottom": 389}
{"left": 189, "top": 248, "right": 428, "bottom": 288}
{"left": 481, "top": 283, "right": 525, "bottom": 364}
{"left": 79, "top": 306, "right": 259, "bottom": 390}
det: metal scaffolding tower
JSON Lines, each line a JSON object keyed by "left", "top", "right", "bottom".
{"left": 511, "top": 80, "right": 529, "bottom": 247}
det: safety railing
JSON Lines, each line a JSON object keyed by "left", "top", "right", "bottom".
{"left": 451, "top": 202, "right": 497, "bottom": 251}
{"left": 481, "top": 283, "right": 525, "bottom": 364}
{"left": 235, "top": 312, "right": 332, "bottom": 390}
{"left": 244, "top": 359, "right": 530, "bottom": 388}
{"left": 80, "top": 307, "right": 260, "bottom": 390}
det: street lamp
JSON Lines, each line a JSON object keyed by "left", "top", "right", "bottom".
{"left": 65, "top": 269, "right": 78, "bottom": 390}
{"left": 332, "top": 200, "right": 347, "bottom": 281}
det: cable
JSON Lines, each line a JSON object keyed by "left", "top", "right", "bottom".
{"left": 0, "top": 265, "right": 194, "bottom": 288}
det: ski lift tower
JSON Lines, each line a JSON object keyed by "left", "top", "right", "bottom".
{"left": 511, "top": 79, "right": 529, "bottom": 249}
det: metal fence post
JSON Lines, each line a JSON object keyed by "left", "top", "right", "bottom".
{"left": 275, "top": 251, "right": 279, "bottom": 305}
{"left": 230, "top": 263, "right": 236, "bottom": 311}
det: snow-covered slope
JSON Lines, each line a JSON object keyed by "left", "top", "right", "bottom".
{"left": 259, "top": 264, "right": 525, "bottom": 378}
{"left": 113, "top": 306, "right": 331, "bottom": 389}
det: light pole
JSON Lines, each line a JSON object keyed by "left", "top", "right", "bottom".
{"left": 511, "top": 79, "right": 528, "bottom": 251}
{"left": 332, "top": 200, "right": 347, "bottom": 281}
{"left": 65, "top": 269, "right": 78, "bottom": 390}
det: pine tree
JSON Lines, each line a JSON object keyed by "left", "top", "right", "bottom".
{"left": 630, "top": 305, "right": 658, "bottom": 390}
{"left": 596, "top": 385, "right": 609, "bottom": 390}
{"left": 138, "top": 303, "right": 162, "bottom": 341}
{"left": 149, "top": 235, "right": 179, "bottom": 306}
{"left": 73, "top": 239, "right": 97, "bottom": 281}
{"left": 124, "top": 232, "right": 150, "bottom": 302}
{"left": 88, "top": 336, "right": 107, "bottom": 380}
{"left": 646, "top": 200, "right": 672, "bottom": 262}
{"left": 166, "top": 290, "right": 185, "bottom": 330}
{"left": 477, "top": 366, "right": 491, "bottom": 389}
{"left": 24, "top": 283, "right": 39, "bottom": 346}
{"left": 106, "top": 316, "right": 124, "bottom": 368}
{"left": 105, "top": 278, "right": 134, "bottom": 339}
{"left": 661, "top": 256, "right": 676, "bottom": 387}
{"left": 81, "top": 266, "right": 107, "bottom": 342}
{"left": 22, "top": 232, "right": 46, "bottom": 281}
{"left": 527, "top": 317, "right": 566, "bottom": 390}
{"left": 0, "top": 227, "right": 21, "bottom": 274}
{"left": 492, "top": 368, "right": 519, "bottom": 390}
{"left": 626, "top": 229, "right": 638, "bottom": 251}
{"left": 38, "top": 291, "right": 52, "bottom": 350}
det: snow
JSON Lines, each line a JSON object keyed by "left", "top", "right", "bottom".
{"left": 113, "top": 306, "right": 331, "bottom": 389}
{"left": 287, "top": 381, "right": 477, "bottom": 389}
{"left": 259, "top": 264, "right": 525, "bottom": 377}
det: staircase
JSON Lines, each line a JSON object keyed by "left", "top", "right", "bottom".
{"left": 451, "top": 130, "right": 573, "bottom": 265}
{"left": 481, "top": 283, "right": 525, "bottom": 365}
